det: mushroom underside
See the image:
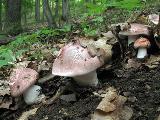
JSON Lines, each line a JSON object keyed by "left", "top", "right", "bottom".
{"left": 73, "top": 70, "right": 98, "bottom": 86}
{"left": 128, "top": 35, "right": 138, "bottom": 45}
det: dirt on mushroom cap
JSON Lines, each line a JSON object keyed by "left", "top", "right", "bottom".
{"left": 52, "top": 41, "right": 103, "bottom": 77}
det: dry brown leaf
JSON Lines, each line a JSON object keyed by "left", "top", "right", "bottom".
{"left": 0, "top": 79, "right": 15, "bottom": 109}
{"left": 41, "top": 48, "right": 55, "bottom": 61}
{"left": 92, "top": 87, "right": 133, "bottom": 120}
{"left": 124, "top": 59, "right": 141, "bottom": 69}
{"left": 38, "top": 61, "right": 51, "bottom": 72}
{"left": 0, "top": 95, "right": 12, "bottom": 109}
{"left": 145, "top": 55, "right": 160, "bottom": 68}
{"left": 0, "top": 79, "right": 10, "bottom": 96}
{"left": 18, "top": 107, "right": 38, "bottom": 120}
{"left": 157, "top": 114, "right": 160, "bottom": 120}
{"left": 97, "top": 101, "right": 116, "bottom": 113}
{"left": 14, "top": 61, "right": 31, "bottom": 69}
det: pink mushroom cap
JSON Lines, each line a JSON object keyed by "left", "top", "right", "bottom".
{"left": 119, "top": 23, "right": 149, "bottom": 36}
{"left": 9, "top": 68, "right": 38, "bottom": 97}
{"left": 134, "top": 37, "right": 151, "bottom": 49}
{"left": 52, "top": 41, "right": 103, "bottom": 77}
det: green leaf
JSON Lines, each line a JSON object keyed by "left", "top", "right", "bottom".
{"left": 0, "top": 49, "right": 16, "bottom": 67}
{"left": 92, "top": 16, "right": 104, "bottom": 22}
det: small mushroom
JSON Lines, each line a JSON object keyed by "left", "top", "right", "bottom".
{"left": 9, "top": 68, "right": 44, "bottom": 105}
{"left": 52, "top": 41, "right": 106, "bottom": 86}
{"left": 134, "top": 37, "right": 151, "bottom": 59}
{"left": 119, "top": 23, "right": 150, "bottom": 46}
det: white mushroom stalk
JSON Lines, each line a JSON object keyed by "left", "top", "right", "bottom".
{"left": 23, "top": 85, "right": 45, "bottom": 105}
{"left": 136, "top": 48, "right": 147, "bottom": 59}
{"left": 73, "top": 71, "right": 98, "bottom": 86}
{"left": 134, "top": 37, "right": 151, "bottom": 59}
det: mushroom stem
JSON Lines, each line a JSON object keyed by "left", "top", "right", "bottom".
{"left": 23, "top": 85, "right": 45, "bottom": 105}
{"left": 73, "top": 70, "right": 98, "bottom": 86}
{"left": 128, "top": 36, "right": 138, "bottom": 46}
{"left": 137, "top": 48, "right": 147, "bottom": 59}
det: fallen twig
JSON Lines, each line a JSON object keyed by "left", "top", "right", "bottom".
{"left": 38, "top": 74, "right": 55, "bottom": 83}
{"left": 43, "top": 85, "right": 67, "bottom": 105}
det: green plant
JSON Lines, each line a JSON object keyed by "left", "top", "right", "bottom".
{"left": 106, "top": 0, "right": 142, "bottom": 10}
{"left": 80, "top": 15, "right": 104, "bottom": 37}
{"left": 0, "top": 33, "right": 39, "bottom": 68}
{"left": 37, "top": 25, "right": 71, "bottom": 42}
{"left": 0, "top": 49, "right": 16, "bottom": 67}
{"left": 83, "top": 27, "right": 98, "bottom": 37}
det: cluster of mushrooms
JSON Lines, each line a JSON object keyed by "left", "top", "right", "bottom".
{"left": 8, "top": 13, "right": 159, "bottom": 105}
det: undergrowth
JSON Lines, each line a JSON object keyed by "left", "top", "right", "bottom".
{"left": 0, "top": 25, "right": 71, "bottom": 68}
{"left": 74, "top": 0, "right": 145, "bottom": 37}
{"left": 0, "top": 0, "right": 157, "bottom": 69}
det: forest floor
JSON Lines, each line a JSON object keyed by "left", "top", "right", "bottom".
{"left": 0, "top": 2, "right": 160, "bottom": 120}
{"left": 30, "top": 65, "right": 160, "bottom": 120}
{"left": 1, "top": 64, "right": 160, "bottom": 120}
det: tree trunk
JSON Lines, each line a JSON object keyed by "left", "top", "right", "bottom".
{"left": 42, "top": 0, "right": 56, "bottom": 27}
{"left": 0, "top": 0, "right": 2, "bottom": 31}
{"left": 42, "top": 3, "right": 45, "bottom": 21}
{"left": 62, "top": 0, "right": 69, "bottom": 22}
{"left": 55, "top": 0, "right": 59, "bottom": 18}
{"left": 93, "top": 0, "right": 96, "bottom": 4}
{"left": 5, "top": 0, "right": 22, "bottom": 35}
{"left": 24, "top": 13, "right": 27, "bottom": 24}
{"left": 85, "top": 0, "right": 90, "bottom": 2}
{"left": 35, "top": 0, "right": 40, "bottom": 22}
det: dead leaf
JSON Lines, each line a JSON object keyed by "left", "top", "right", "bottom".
{"left": 9, "top": 97, "right": 25, "bottom": 110}
{"left": 14, "top": 61, "right": 31, "bottom": 69}
{"left": 97, "top": 101, "right": 116, "bottom": 113}
{"left": 38, "top": 61, "right": 51, "bottom": 72}
{"left": 18, "top": 107, "right": 38, "bottom": 120}
{"left": 109, "top": 23, "right": 130, "bottom": 32}
{"left": 124, "top": 59, "right": 141, "bottom": 69}
{"left": 41, "top": 48, "right": 55, "bottom": 62}
{"left": 92, "top": 87, "right": 133, "bottom": 120}
{"left": 0, "top": 95, "right": 12, "bottom": 109}
{"left": 145, "top": 55, "right": 160, "bottom": 68}
{"left": 157, "top": 114, "right": 160, "bottom": 120}
{"left": 0, "top": 79, "right": 10, "bottom": 96}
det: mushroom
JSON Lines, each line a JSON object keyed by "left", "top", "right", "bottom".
{"left": 134, "top": 37, "right": 151, "bottom": 59}
{"left": 119, "top": 23, "right": 150, "bottom": 46}
{"left": 52, "top": 41, "right": 105, "bottom": 86}
{"left": 9, "top": 68, "right": 44, "bottom": 105}
{"left": 148, "top": 14, "right": 159, "bottom": 25}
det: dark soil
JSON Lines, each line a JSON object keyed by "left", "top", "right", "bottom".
{"left": 24, "top": 65, "right": 160, "bottom": 120}
{"left": 1, "top": 64, "right": 160, "bottom": 120}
